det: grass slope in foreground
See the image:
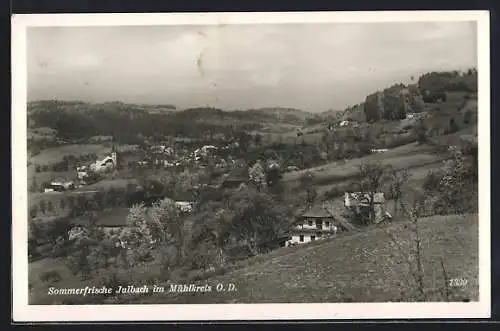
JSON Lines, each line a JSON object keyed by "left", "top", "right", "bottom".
{"left": 134, "top": 213, "right": 478, "bottom": 304}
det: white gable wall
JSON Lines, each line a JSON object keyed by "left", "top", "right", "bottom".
{"left": 296, "top": 218, "right": 336, "bottom": 231}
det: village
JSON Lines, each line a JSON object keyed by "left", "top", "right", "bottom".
{"left": 26, "top": 63, "right": 479, "bottom": 305}
{"left": 31, "top": 115, "right": 399, "bottom": 252}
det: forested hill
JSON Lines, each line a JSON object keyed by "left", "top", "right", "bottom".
{"left": 333, "top": 69, "right": 478, "bottom": 124}
{"left": 27, "top": 102, "right": 310, "bottom": 144}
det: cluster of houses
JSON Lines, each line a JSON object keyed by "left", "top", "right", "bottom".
{"left": 134, "top": 143, "right": 234, "bottom": 170}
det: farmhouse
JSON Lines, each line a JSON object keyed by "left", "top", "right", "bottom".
{"left": 175, "top": 201, "right": 194, "bottom": 213}
{"left": 194, "top": 145, "right": 218, "bottom": 159}
{"left": 339, "top": 120, "right": 360, "bottom": 127}
{"left": 286, "top": 205, "right": 341, "bottom": 246}
{"left": 344, "top": 192, "right": 391, "bottom": 224}
{"left": 44, "top": 178, "right": 75, "bottom": 192}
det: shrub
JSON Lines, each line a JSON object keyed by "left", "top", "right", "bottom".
{"left": 29, "top": 205, "right": 38, "bottom": 219}
{"left": 423, "top": 171, "right": 443, "bottom": 193}
{"left": 39, "top": 200, "right": 46, "bottom": 214}
{"left": 47, "top": 200, "right": 54, "bottom": 213}
{"left": 51, "top": 236, "right": 70, "bottom": 258}
{"left": 324, "top": 187, "right": 343, "bottom": 199}
{"left": 31, "top": 217, "right": 71, "bottom": 247}
{"left": 39, "top": 270, "right": 62, "bottom": 283}
{"left": 424, "top": 147, "right": 477, "bottom": 215}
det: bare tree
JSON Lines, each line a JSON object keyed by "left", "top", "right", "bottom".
{"left": 358, "top": 161, "right": 390, "bottom": 224}
{"left": 388, "top": 167, "right": 411, "bottom": 217}
{"left": 306, "top": 187, "right": 318, "bottom": 208}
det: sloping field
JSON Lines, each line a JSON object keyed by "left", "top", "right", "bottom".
{"left": 134, "top": 213, "right": 478, "bottom": 304}
{"left": 431, "top": 125, "right": 478, "bottom": 146}
{"left": 75, "top": 178, "right": 138, "bottom": 191}
{"left": 284, "top": 142, "right": 444, "bottom": 186}
{"left": 316, "top": 161, "right": 443, "bottom": 198}
{"left": 30, "top": 144, "right": 112, "bottom": 165}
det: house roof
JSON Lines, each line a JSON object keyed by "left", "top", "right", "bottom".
{"left": 301, "top": 205, "right": 334, "bottom": 218}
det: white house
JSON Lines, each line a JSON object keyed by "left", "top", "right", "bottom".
{"left": 339, "top": 120, "right": 360, "bottom": 128}
{"left": 370, "top": 148, "right": 389, "bottom": 153}
{"left": 44, "top": 179, "right": 75, "bottom": 193}
{"left": 194, "top": 145, "right": 218, "bottom": 158}
{"left": 286, "top": 205, "right": 339, "bottom": 246}
{"left": 175, "top": 201, "right": 194, "bottom": 213}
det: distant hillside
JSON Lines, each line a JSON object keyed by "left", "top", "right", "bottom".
{"left": 176, "top": 107, "right": 309, "bottom": 126}
{"left": 243, "top": 107, "right": 312, "bottom": 123}
{"left": 27, "top": 101, "right": 309, "bottom": 144}
{"left": 28, "top": 100, "right": 177, "bottom": 115}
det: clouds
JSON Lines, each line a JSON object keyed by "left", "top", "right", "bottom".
{"left": 27, "top": 22, "right": 477, "bottom": 112}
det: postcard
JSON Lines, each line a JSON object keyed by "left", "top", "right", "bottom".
{"left": 11, "top": 10, "right": 490, "bottom": 321}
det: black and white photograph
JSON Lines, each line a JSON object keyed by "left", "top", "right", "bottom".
{"left": 12, "top": 11, "right": 490, "bottom": 321}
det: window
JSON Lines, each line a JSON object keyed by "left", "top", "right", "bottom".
{"left": 308, "top": 220, "right": 313, "bottom": 226}
{"left": 311, "top": 236, "right": 316, "bottom": 241}
{"left": 325, "top": 221, "right": 330, "bottom": 227}
{"left": 299, "top": 235, "right": 304, "bottom": 242}
{"left": 316, "top": 220, "right": 322, "bottom": 229}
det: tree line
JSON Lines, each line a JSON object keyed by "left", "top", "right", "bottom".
{"left": 28, "top": 103, "right": 270, "bottom": 145}
{"left": 33, "top": 153, "right": 98, "bottom": 174}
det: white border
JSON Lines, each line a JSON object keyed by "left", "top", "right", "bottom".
{"left": 12, "top": 11, "right": 491, "bottom": 322}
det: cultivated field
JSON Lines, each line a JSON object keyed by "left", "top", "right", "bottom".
{"left": 284, "top": 142, "right": 444, "bottom": 187}
{"left": 29, "top": 143, "right": 139, "bottom": 166}
{"left": 30, "top": 144, "right": 112, "bottom": 165}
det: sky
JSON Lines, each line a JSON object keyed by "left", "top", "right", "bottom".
{"left": 27, "top": 22, "right": 477, "bottom": 112}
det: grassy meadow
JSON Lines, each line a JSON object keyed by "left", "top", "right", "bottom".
{"left": 284, "top": 142, "right": 445, "bottom": 187}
